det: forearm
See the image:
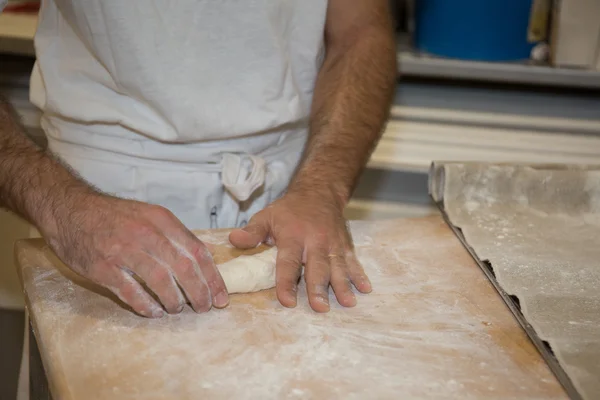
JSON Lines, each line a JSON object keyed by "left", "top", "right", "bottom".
{"left": 0, "top": 96, "right": 95, "bottom": 234}
{"left": 288, "top": 16, "right": 397, "bottom": 206}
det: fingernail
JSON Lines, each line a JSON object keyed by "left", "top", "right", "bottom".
{"left": 215, "top": 290, "right": 229, "bottom": 308}
{"left": 151, "top": 307, "right": 165, "bottom": 318}
{"left": 176, "top": 303, "right": 185, "bottom": 313}
{"left": 358, "top": 276, "right": 372, "bottom": 291}
{"left": 316, "top": 294, "right": 329, "bottom": 307}
{"left": 280, "top": 291, "right": 297, "bottom": 308}
{"left": 347, "top": 293, "right": 357, "bottom": 307}
{"left": 287, "top": 296, "right": 298, "bottom": 308}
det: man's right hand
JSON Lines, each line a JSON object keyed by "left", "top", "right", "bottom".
{"left": 44, "top": 193, "right": 229, "bottom": 318}
{"left": 1, "top": 97, "right": 227, "bottom": 316}
{"left": 1, "top": 96, "right": 227, "bottom": 317}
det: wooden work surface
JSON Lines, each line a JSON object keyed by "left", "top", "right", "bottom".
{"left": 16, "top": 216, "right": 566, "bottom": 399}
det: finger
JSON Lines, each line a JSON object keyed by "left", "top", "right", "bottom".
{"left": 304, "top": 245, "right": 331, "bottom": 313}
{"left": 329, "top": 251, "right": 357, "bottom": 308}
{"left": 173, "top": 248, "right": 218, "bottom": 312}
{"left": 346, "top": 250, "right": 372, "bottom": 293}
{"left": 275, "top": 240, "right": 304, "bottom": 308}
{"left": 182, "top": 240, "right": 228, "bottom": 309}
{"left": 229, "top": 212, "right": 270, "bottom": 249}
{"left": 124, "top": 252, "right": 186, "bottom": 314}
{"left": 91, "top": 264, "right": 165, "bottom": 318}
{"left": 157, "top": 214, "right": 228, "bottom": 309}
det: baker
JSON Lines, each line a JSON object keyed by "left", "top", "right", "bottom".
{"left": 1, "top": 0, "right": 396, "bottom": 316}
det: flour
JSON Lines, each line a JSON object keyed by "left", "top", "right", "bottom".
{"left": 195, "top": 231, "right": 233, "bottom": 247}
{"left": 22, "top": 217, "right": 563, "bottom": 400}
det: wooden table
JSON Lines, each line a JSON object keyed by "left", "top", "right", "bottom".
{"left": 16, "top": 216, "right": 567, "bottom": 399}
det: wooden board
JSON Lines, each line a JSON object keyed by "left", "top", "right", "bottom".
{"left": 15, "top": 216, "right": 566, "bottom": 399}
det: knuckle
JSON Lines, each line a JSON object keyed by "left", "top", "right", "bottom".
{"left": 130, "top": 222, "right": 156, "bottom": 238}
{"left": 150, "top": 266, "right": 172, "bottom": 283}
{"left": 176, "top": 257, "right": 196, "bottom": 276}
{"left": 276, "top": 279, "right": 296, "bottom": 292}
{"left": 278, "top": 247, "right": 301, "bottom": 263}
{"left": 329, "top": 261, "right": 347, "bottom": 275}
{"left": 314, "top": 257, "right": 331, "bottom": 270}
{"left": 280, "top": 258, "right": 301, "bottom": 271}
{"left": 155, "top": 237, "right": 176, "bottom": 258}
{"left": 116, "top": 281, "right": 138, "bottom": 301}
{"left": 311, "top": 236, "right": 329, "bottom": 250}
{"left": 206, "top": 281, "right": 222, "bottom": 295}
{"left": 332, "top": 272, "right": 352, "bottom": 286}
{"left": 311, "top": 228, "right": 329, "bottom": 242}
{"left": 192, "top": 244, "right": 212, "bottom": 263}
{"left": 148, "top": 205, "right": 174, "bottom": 220}
{"left": 304, "top": 272, "right": 328, "bottom": 286}
{"left": 105, "top": 244, "right": 124, "bottom": 260}
{"left": 249, "top": 210, "right": 265, "bottom": 222}
{"left": 86, "top": 262, "right": 111, "bottom": 282}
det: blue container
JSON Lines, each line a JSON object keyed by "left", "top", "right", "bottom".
{"left": 414, "top": 0, "right": 536, "bottom": 62}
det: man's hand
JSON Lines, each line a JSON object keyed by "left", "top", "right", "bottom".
{"left": 229, "top": 189, "right": 371, "bottom": 312}
{"left": 1, "top": 96, "right": 228, "bottom": 317}
{"left": 230, "top": 0, "right": 394, "bottom": 313}
{"left": 46, "top": 193, "right": 229, "bottom": 318}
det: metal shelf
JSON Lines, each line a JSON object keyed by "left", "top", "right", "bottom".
{"left": 3, "top": 13, "right": 599, "bottom": 90}
{"left": 397, "top": 43, "right": 600, "bottom": 90}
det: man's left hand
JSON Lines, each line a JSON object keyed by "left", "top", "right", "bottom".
{"left": 229, "top": 191, "right": 372, "bottom": 312}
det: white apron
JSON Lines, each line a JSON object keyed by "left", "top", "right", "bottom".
{"left": 29, "top": 0, "right": 328, "bottom": 230}
{"left": 43, "top": 126, "right": 307, "bottom": 229}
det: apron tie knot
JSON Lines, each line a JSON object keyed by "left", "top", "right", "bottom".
{"left": 221, "top": 153, "right": 266, "bottom": 202}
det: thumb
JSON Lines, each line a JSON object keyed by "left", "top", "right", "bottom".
{"left": 228, "top": 212, "right": 270, "bottom": 249}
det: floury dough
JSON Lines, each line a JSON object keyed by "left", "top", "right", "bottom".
{"left": 216, "top": 247, "right": 277, "bottom": 294}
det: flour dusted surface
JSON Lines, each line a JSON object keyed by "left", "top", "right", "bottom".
{"left": 20, "top": 217, "right": 564, "bottom": 400}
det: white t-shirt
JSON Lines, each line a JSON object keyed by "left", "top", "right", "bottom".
{"left": 30, "top": 1, "right": 327, "bottom": 160}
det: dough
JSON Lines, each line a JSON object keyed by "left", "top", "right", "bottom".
{"left": 217, "top": 247, "right": 277, "bottom": 294}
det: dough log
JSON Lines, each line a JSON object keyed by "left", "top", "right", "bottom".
{"left": 216, "top": 247, "right": 277, "bottom": 294}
